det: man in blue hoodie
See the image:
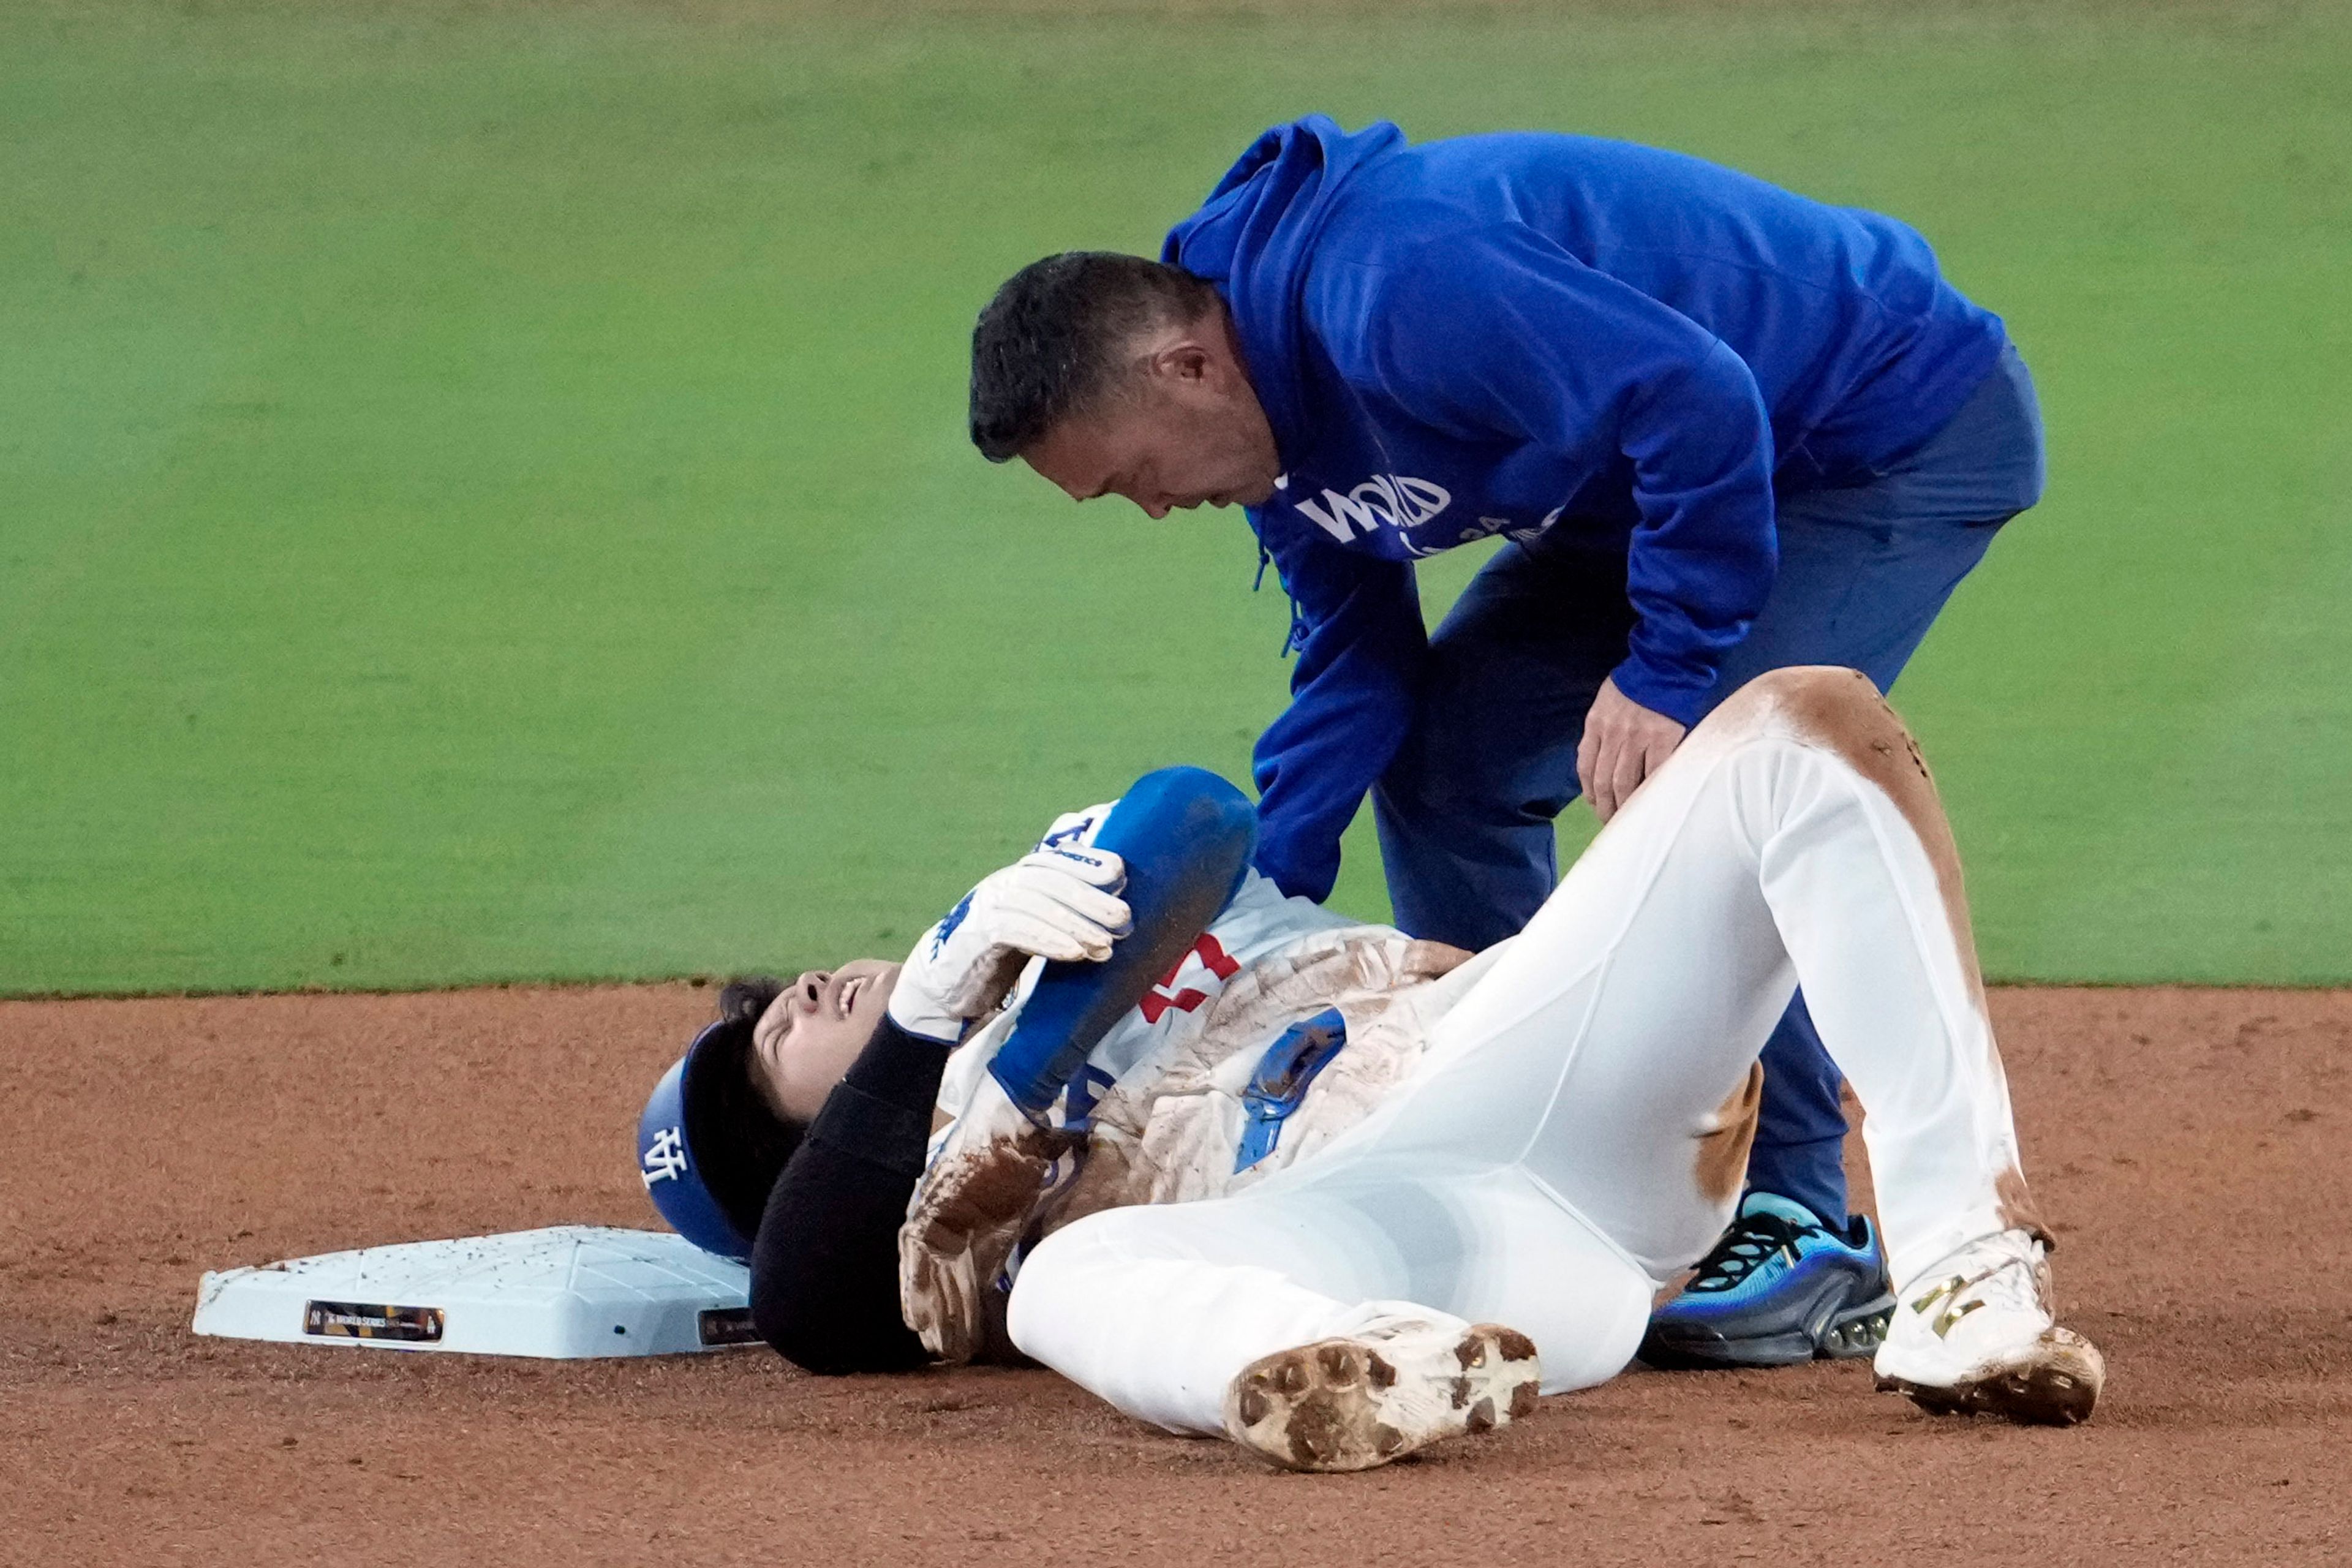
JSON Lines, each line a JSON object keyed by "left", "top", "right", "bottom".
{"left": 968, "top": 117, "right": 2046, "bottom": 1371}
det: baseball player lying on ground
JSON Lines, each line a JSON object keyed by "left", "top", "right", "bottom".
{"left": 637, "top": 667, "right": 2103, "bottom": 1472}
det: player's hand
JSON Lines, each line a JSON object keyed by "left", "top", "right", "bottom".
{"left": 901, "top": 1069, "right": 1084, "bottom": 1363}
{"left": 1577, "top": 676, "right": 1687, "bottom": 824}
{"left": 888, "top": 846, "right": 1133, "bottom": 1044}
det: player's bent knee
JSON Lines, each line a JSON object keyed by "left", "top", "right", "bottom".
{"left": 1713, "top": 664, "right": 1874, "bottom": 726}
{"left": 1692, "top": 667, "right": 1962, "bottom": 876}
{"left": 1746, "top": 663, "right": 1876, "bottom": 707}
{"left": 1698, "top": 666, "right": 1912, "bottom": 757}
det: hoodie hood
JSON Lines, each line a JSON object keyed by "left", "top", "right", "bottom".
{"left": 1161, "top": 116, "right": 1407, "bottom": 456}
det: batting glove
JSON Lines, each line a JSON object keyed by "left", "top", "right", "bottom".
{"left": 888, "top": 845, "right": 1131, "bottom": 1045}
{"left": 1033, "top": 801, "right": 1119, "bottom": 854}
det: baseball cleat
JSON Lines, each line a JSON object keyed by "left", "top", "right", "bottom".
{"left": 1640, "top": 1193, "right": 1894, "bottom": 1370}
{"left": 1221, "top": 1317, "right": 1542, "bottom": 1473}
{"left": 1873, "top": 1228, "right": 2103, "bottom": 1426}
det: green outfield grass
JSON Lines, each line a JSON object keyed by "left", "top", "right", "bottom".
{"left": 2, "top": 0, "right": 2345, "bottom": 995}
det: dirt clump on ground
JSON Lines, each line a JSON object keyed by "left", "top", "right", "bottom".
{"left": 3, "top": 984, "right": 2347, "bottom": 1565}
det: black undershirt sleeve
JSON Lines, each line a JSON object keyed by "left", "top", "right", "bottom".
{"left": 747, "top": 1016, "right": 952, "bottom": 1375}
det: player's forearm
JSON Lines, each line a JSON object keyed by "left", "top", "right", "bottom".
{"left": 747, "top": 1017, "right": 949, "bottom": 1375}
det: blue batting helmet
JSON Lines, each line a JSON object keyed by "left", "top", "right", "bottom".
{"left": 636, "top": 986, "right": 805, "bottom": 1262}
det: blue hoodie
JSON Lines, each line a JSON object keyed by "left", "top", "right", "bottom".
{"left": 1163, "top": 117, "right": 2005, "bottom": 903}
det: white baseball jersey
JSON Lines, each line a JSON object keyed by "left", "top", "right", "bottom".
{"left": 900, "top": 837, "right": 1494, "bottom": 1362}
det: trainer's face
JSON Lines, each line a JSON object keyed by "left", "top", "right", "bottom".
{"left": 1023, "top": 313, "right": 1283, "bottom": 519}
{"left": 748, "top": 960, "right": 900, "bottom": 1123}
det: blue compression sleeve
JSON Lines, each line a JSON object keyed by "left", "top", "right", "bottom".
{"left": 987, "top": 767, "right": 1257, "bottom": 1118}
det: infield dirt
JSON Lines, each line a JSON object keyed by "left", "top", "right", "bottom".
{"left": 4, "top": 983, "right": 2346, "bottom": 1565}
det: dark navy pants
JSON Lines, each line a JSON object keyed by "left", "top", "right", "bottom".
{"left": 1373, "top": 344, "right": 2046, "bottom": 1226}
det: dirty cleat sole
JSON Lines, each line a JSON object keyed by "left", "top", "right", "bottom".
{"left": 1222, "top": 1322, "right": 1542, "bottom": 1472}
{"left": 1877, "top": 1326, "right": 2105, "bottom": 1427}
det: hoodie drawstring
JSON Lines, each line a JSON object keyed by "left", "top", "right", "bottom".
{"left": 1250, "top": 538, "right": 1308, "bottom": 658}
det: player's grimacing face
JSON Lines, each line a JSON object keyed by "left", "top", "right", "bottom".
{"left": 1021, "top": 322, "right": 1283, "bottom": 520}
{"left": 748, "top": 959, "right": 900, "bottom": 1124}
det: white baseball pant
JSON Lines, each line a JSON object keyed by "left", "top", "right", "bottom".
{"left": 1005, "top": 668, "right": 2038, "bottom": 1434}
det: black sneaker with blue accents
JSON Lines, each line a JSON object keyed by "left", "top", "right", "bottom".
{"left": 1639, "top": 1193, "right": 1895, "bottom": 1370}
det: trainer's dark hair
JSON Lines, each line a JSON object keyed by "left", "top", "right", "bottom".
{"left": 969, "top": 252, "right": 1221, "bottom": 462}
{"left": 682, "top": 976, "right": 807, "bottom": 1245}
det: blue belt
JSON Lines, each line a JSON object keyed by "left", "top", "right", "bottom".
{"left": 1233, "top": 1008, "right": 1348, "bottom": 1174}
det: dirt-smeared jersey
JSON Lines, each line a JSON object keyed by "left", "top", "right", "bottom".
{"left": 900, "top": 864, "right": 1498, "bottom": 1363}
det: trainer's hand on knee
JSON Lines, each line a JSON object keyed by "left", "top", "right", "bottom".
{"left": 1577, "top": 677, "right": 1687, "bottom": 824}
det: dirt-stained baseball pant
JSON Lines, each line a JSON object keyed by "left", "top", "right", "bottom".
{"left": 1005, "top": 667, "right": 2034, "bottom": 1434}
